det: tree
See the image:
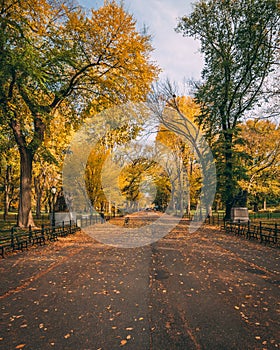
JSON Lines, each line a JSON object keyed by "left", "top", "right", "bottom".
{"left": 118, "top": 145, "right": 156, "bottom": 211}
{"left": 152, "top": 170, "right": 171, "bottom": 211}
{"left": 156, "top": 126, "right": 190, "bottom": 215}
{"left": 238, "top": 119, "right": 280, "bottom": 210}
{"left": 148, "top": 85, "right": 216, "bottom": 220}
{"left": 0, "top": 128, "right": 20, "bottom": 219}
{"left": 85, "top": 142, "right": 110, "bottom": 213}
{"left": 84, "top": 108, "right": 146, "bottom": 213}
{"left": 0, "top": 0, "right": 159, "bottom": 226}
{"left": 176, "top": 0, "right": 279, "bottom": 218}
{"left": 33, "top": 112, "right": 73, "bottom": 218}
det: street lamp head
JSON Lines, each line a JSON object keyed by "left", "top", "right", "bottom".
{"left": 51, "top": 186, "right": 57, "bottom": 195}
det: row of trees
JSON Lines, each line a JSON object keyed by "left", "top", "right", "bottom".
{"left": 82, "top": 97, "right": 279, "bottom": 217}
{"left": 0, "top": 0, "right": 279, "bottom": 225}
{"left": 2, "top": 103, "right": 279, "bottom": 220}
{"left": 0, "top": 0, "right": 159, "bottom": 226}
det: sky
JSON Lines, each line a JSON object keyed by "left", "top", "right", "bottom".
{"left": 77, "top": 0, "right": 204, "bottom": 84}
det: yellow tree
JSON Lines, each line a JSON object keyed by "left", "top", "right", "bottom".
{"left": 0, "top": 0, "right": 159, "bottom": 226}
{"left": 119, "top": 156, "right": 156, "bottom": 211}
{"left": 84, "top": 115, "right": 145, "bottom": 214}
{"left": 238, "top": 119, "right": 280, "bottom": 211}
{"left": 0, "top": 127, "right": 20, "bottom": 220}
{"left": 85, "top": 143, "right": 110, "bottom": 213}
{"left": 155, "top": 95, "right": 203, "bottom": 216}
{"left": 33, "top": 110, "right": 74, "bottom": 217}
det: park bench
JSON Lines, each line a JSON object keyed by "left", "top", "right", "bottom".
{"left": 225, "top": 207, "right": 250, "bottom": 237}
{"left": 0, "top": 220, "right": 81, "bottom": 258}
{"left": 260, "top": 225, "right": 278, "bottom": 245}
{"left": 0, "top": 230, "right": 14, "bottom": 258}
{"left": 64, "top": 222, "right": 74, "bottom": 235}
{"left": 31, "top": 228, "right": 46, "bottom": 246}
{"left": 246, "top": 224, "right": 259, "bottom": 240}
{"left": 224, "top": 221, "right": 233, "bottom": 234}
{"left": 0, "top": 237, "right": 12, "bottom": 257}
{"left": 43, "top": 226, "right": 58, "bottom": 241}
{"left": 225, "top": 220, "right": 279, "bottom": 247}
{"left": 73, "top": 221, "right": 81, "bottom": 233}
{"left": 124, "top": 217, "right": 130, "bottom": 227}
{"left": 62, "top": 221, "right": 80, "bottom": 235}
{"left": 55, "top": 224, "right": 67, "bottom": 237}
{"left": 0, "top": 227, "right": 33, "bottom": 257}
{"left": 13, "top": 230, "right": 32, "bottom": 251}
{"left": 225, "top": 221, "right": 247, "bottom": 236}
{"left": 235, "top": 223, "right": 247, "bottom": 236}
{"left": 13, "top": 226, "right": 47, "bottom": 250}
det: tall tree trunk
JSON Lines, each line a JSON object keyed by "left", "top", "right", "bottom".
{"left": 186, "top": 160, "right": 191, "bottom": 216}
{"left": 10, "top": 116, "right": 45, "bottom": 227}
{"left": 171, "top": 184, "right": 176, "bottom": 211}
{"left": 35, "top": 189, "right": 42, "bottom": 219}
{"left": 3, "top": 191, "right": 9, "bottom": 221}
{"left": 35, "top": 186, "right": 42, "bottom": 219}
{"left": 224, "top": 132, "right": 234, "bottom": 220}
{"left": 177, "top": 157, "right": 184, "bottom": 217}
{"left": 34, "top": 172, "right": 46, "bottom": 219}
{"left": 18, "top": 147, "right": 35, "bottom": 227}
{"left": 3, "top": 165, "right": 12, "bottom": 221}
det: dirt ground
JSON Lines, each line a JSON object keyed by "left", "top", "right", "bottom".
{"left": 0, "top": 219, "right": 279, "bottom": 350}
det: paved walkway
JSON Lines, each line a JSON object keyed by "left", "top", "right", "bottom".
{"left": 0, "top": 219, "right": 279, "bottom": 350}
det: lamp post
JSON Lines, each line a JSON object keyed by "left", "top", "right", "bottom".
{"left": 51, "top": 186, "right": 57, "bottom": 227}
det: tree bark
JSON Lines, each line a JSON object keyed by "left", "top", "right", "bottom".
{"left": 3, "top": 165, "right": 12, "bottom": 221}
{"left": 18, "top": 147, "right": 35, "bottom": 227}
{"left": 34, "top": 171, "right": 46, "bottom": 219}
{"left": 224, "top": 132, "right": 234, "bottom": 220}
{"left": 10, "top": 117, "right": 45, "bottom": 227}
{"left": 35, "top": 178, "right": 42, "bottom": 219}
